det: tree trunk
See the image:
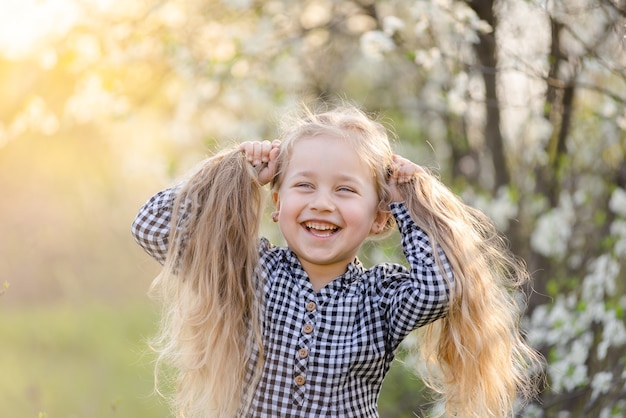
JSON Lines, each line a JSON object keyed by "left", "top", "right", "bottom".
{"left": 466, "top": 0, "right": 510, "bottom": 192}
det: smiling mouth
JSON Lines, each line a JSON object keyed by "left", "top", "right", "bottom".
{"left": 304, "top": 222, "right": 340, "bottom": 237}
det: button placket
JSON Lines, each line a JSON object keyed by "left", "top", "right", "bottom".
{"left": 293, "top": 296, "right": 318, "bottom": 405}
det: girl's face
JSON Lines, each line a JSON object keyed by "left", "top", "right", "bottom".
{"left": 273, "top": 135, "right": 388, "bottom": 283}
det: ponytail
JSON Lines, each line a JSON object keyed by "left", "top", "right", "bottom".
{"left": 149, "top": 149, "right": 265, "bottom": 418}
{"left": 398, "top": 172, "right": 542, "bottom": 417}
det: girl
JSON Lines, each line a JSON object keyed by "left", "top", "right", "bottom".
{"left": 131, "top": 106, "right": 541, "bottom": 417}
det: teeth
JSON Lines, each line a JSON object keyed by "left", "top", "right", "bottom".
{"left": 305, "top": 222, "right": 338, "bottom": 231}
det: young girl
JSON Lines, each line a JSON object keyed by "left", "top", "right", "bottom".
{"left": 131, "top": 106, "right": 541, "bottom": 417}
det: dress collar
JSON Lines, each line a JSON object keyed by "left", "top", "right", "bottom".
{"left": 282, "top": 247, "right": 365, "bottom": 292}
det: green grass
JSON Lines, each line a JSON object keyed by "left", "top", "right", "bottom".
{"left": 0, "top": 302, "right": 428, "bottom": 418}
{"left": 379, "top": 357, "right": 431, "bottom": 418}
{"left": 0, "top": 302, "right": 169, "bottom": 418}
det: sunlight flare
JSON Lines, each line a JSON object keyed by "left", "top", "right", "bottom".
{"left": 0, "top": 0, "right": 79, "bottom": 59}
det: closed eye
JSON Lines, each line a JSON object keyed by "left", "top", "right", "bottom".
{"left": 337, "top": 186, "right": 356, "bottom": 193}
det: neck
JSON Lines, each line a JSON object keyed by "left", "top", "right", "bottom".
{"left": 299, "top": 260, "right": 349, "bottom": 292}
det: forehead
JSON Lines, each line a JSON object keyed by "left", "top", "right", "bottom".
{"left": 291, "top": 134, "right": 355, "bottom": 151}
{"left": 289, "top": 135, "right": 360, "bottom": 160}
{"left": 285, "top": 135, "right": 373, "bottom": 177}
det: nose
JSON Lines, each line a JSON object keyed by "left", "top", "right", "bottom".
{"left": 309, "top": 189, "right": 336, "bottom": 212}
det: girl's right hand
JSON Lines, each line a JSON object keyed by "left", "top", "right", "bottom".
{"left": 239, "top": 139, "right": 281, "bottom": 185}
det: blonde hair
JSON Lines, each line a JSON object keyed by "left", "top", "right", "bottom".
{"left": 149, "top": 149, "right": 265, "bottom": 418}
{"left": 149, "top": 105, "right": 541, "bottom": 418}
{"left": 399, "top": 176, "right": 542, "bottom": 417}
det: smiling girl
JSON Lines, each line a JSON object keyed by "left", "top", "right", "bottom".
{"left": 132, "top": 105, "right": 540, "bottom": 417}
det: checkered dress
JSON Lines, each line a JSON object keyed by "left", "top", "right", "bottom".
{"left": 131, "top": 187, "right": 452, "bottom": 418}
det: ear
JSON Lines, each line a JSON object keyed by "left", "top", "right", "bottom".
{"left": 370, "top": 210, "right": 391, "bottom": 234}
{"left": 272, "top": 191, "right": 281, "bottom": 211}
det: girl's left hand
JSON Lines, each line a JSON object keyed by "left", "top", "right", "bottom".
{"left": 388, "top": 155, "right": 425, "bottom": 202}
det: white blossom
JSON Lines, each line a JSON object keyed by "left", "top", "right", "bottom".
{"left": 530, "top": 196, "right": 574, "bottom": 259}
{"left": 154, "top": 2, "right": 186, "bottom": 27}
{"left": 382, "top": 15, "right": 405, "bottom": 35}
{"left": 8, "top": 96, "right": 60, "bottom": 136}
{"left": 433, "top": 0, "right": 453, "bottom": 8}
{"left": 451, "top": 1, "right": 491, "bottom": 35}
{"left": 598, "top": 310, "right": 626, "bottom": 360}
{"left": 447, "top": 89, "right": 467, "bottom": 115}
{"left": 413, "top": 16, "right": 430, "bottom": 37}
{"left": 582, "top": 254, "right": 619, "bottom": 303}
{"left": 360, "top": 30, "right": 395, "bottom": 60}
{"left": 529, "top": 294, "right": 584, "bottom": 346}
{"left": 451, "top": 5, "right": 473, "bottom": 24}
{"left": 600, "top": 400, "right": 626, "bottom": 418}
{"left": 548, "top": 330, "right": 592, "bottom": 392}
{"left": 446, "top": 72, "right": 469, "bottom": 115}
{"left": 469, "top": 186, "right": 518, "bottom": 231}
{"left": 549, "top": 360, "right": 588, "bottom": 393}
{"left": 472, "top": 19, "right": 493, "bottom": 34}
{"left": 414, "top": 47, "right": 441, "bottom": 70}
{"left": 591, "top": 371, "right": 613, "bottom": 400}
{"left": 65, "top": 75, "right": 130, "bottom": 124}
{"left": 609, "top": 188, "right": 626, "bottom": 217}
{"left": 528, "top": 116, "right": 554, "bottom": 147}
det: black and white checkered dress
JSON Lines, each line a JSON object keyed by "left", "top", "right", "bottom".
{"left": 132, "top": 187, "right": 452, "bottom": 417}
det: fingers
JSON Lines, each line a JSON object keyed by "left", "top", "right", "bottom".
{"left": 239, "top": 139, "right": 281, "bottom": 185}
{"left": 389, "top": 155, "right": 424, "bottom": 184}
{"left": 240, "top": 140, "right": 276, "bottom": 167}
{"left": 266, "top": 142, "right": 280, "bottom": 176}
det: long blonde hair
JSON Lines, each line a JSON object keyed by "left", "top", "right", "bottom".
{"left": 149, "top": 149, "right": 265, "bottom": 418}
{"left": 399, "top": 175, "right": 542, "bottom": 417}
{"left": 149, "top": 105, "right": 541, "bottom": 417}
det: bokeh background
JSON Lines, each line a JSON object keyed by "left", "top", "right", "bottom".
{"left": 1, "top": 0, "right": 625, "bottom": 417}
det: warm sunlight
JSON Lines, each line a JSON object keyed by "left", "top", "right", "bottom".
{"left": 0, "top": 0, "right": 80, "bottom": 59}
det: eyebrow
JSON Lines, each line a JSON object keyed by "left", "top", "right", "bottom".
{"left": 290, "top": 170, "right": 365, "bottom": 184}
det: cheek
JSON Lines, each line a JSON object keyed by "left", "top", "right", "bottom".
{"left": 364, "top": 192, "right": 383, "bottom": 216}
{"left": 275, "top": 194, "right": 302, "bottom": 219}
{"left": 348, "top": 202, "right": 379, "bottom": 224}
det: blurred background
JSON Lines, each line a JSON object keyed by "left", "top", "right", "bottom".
{"left": 1, "top": 0, "right": 625, "bottom": 417}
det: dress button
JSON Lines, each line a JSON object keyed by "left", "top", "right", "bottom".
{"left": 298, "top": 348, "right": 309, "bottom": 359}
{"left": 303, "top": 323, "right": 314, "bottom": 334}
{"left": 294, "top": 375, "right": 306, "bottom": 386}
{"left": 306, "top": 301, "right": 316, "bottom": 312}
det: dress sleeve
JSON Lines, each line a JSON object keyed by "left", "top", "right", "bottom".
{"left": 130, "top": 186, "right": 180, "bottom": 264}
{"left": 383, "top": 201, "right": 454, "bottom": 346}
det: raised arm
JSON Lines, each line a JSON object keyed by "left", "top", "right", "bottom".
{"left": 379, "top": 200, "right": 453, "bottom": 353}
{"left": 131, "top": 141, "right": 280, "bottom": 265}
{"left": 131, "top": 186, "right": 179, "bottom": 264}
